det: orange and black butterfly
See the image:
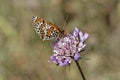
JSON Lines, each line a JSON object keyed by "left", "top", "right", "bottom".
{"left": 32, "top": 16, "right": 66, "bottom": 41}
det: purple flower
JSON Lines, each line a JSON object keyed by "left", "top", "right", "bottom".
{"left": 49, "top": 28, "right": 89, "bottom": 66}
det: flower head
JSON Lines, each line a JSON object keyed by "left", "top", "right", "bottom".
{"left": 49, "top": 28, "right": 89, "bottom": 66}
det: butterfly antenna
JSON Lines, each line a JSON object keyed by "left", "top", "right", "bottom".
{"left": 62, "top": 14, "right": 69, "bottom": 29}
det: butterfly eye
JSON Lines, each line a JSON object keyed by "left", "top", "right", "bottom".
{"left": 61, "top": 30, "right": 65, "bottom": 34}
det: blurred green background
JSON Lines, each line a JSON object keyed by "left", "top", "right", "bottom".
{"left": 0, "top": 0, "right": 120, "bottom": 80}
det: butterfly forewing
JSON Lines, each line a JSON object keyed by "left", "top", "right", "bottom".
{"left": 32, "top": 16, "right": 64, "bottom": 41}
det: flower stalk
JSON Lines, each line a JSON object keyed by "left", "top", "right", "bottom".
{"left": 75, "top": 60, "right": 86, "bottom": 80}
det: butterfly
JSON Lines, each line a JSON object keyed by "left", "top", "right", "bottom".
{"left": 32, "top": 16, "right": 65, "bottom": 41}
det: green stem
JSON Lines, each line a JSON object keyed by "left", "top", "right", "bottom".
{"left": 75, "top": 60, "right": 86, "bottom": 80}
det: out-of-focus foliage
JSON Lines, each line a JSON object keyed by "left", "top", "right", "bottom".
{"left": 0, "top": 0, "right": 120, "bottom": 80}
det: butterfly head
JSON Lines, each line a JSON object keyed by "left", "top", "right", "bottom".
{"left": 59, "top": 28, "right": 66, "bottom": 38}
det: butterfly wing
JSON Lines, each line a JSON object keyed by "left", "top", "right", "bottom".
{"left": 32, "top": 16, "right": 61, "bottom": 41}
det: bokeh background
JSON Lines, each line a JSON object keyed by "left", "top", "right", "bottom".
{"left": 0, "top": 0, "right": 120, "bottom": 80}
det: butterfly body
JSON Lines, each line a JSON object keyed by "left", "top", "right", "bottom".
{"left": 32, "top": 16, "right": 65, "bottom": 41}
